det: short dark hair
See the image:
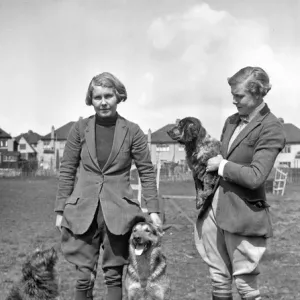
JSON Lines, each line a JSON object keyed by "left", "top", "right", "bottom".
{"left": 85, "top": 72, "right": 127, "bottom": 105}
{"left": 228, "top": 66, "right": 272, "bottom": 98}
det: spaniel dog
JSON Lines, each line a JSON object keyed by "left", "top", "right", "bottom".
{"left": 167, "top": 117, "right": 221, "bottom": 209}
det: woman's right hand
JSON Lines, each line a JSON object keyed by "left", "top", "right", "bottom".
{"left": 55, "top": 212, "right": 63, "bottom": 232}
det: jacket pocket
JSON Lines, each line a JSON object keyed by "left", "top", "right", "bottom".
{"left": 246, "top": 199, "right": 270, "bottom": 209}
{"left": 123, "top": 196, "right": 141, "bottom": 208}
{"left": 65, "top": 196, "right": 80, "bottom": 205}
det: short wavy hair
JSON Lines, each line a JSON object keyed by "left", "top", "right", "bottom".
{"left": 227, "top": 66, "right": 272, "bottom": 98}
{"left": 85, "top": 72, "right": 127, "bottom": 105}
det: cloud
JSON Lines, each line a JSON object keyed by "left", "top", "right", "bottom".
{"left": 145, "top": 3, "right": 300, "bottom": 137}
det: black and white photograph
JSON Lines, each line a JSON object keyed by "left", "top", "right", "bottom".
{"left": 0, "top": 0, "right": 299, "bottom": 299}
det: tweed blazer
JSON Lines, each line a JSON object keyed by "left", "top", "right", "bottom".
{"left": 212, "top": 104, "right": 285, "bottom": 238}
{"left": 55, "top": 114, "right": 159, "bottom": 235}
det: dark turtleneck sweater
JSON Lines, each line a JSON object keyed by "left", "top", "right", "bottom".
{"left": 95, "top": 113, "right": 118, "bottom": 170}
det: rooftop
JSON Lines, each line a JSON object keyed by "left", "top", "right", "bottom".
{"left": 15, "top": 130, "right": 42, "bottom": 145}
{"left": 42, "top": 121, "right": 75, "bottom": 141}
{"left": 283, "top": 123, "right": 300, "bottom": 144}
{"left": 151, "top": 123, "right": 177, "bottom": 144}
{"left": 0, "top": 128, "right": 11, "bottom": 139}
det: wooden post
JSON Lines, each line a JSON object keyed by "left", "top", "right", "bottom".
{"left": 147, "top": 129, "right": 151, "bottom": 151}
{"left": 156, "top": 157, "right": 161, "bottom": 192}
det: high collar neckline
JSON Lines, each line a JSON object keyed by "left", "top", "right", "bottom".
{"left": 95, "top": 113, "right": 118, "bottom": 126}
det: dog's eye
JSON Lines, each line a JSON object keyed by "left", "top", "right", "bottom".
{"left": 145, "top": 228, "right": 150, "bottom": 233}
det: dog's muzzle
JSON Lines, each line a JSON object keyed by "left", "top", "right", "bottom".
{"left": 167, "top": 128, "right": 180, "bottom": 140}
{"left": 132, "top": 236, "right": 150, "bottom": 256}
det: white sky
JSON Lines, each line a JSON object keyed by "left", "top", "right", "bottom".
{"left": 0, "top": 0, "right": 299, "bottom": 139}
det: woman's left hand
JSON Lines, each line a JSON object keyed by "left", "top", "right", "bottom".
{"left": 149, "top": 213, "right": 162, "bottom": 229}
{"left": 206, "top": 154, "right": 223, "bottom": 172}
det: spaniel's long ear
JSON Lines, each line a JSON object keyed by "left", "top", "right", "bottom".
{"left": 183, "top": 122, "right": 194, "bottom": 142}
{"left": 198, "top": 124, "right": 207, "bottom": 140}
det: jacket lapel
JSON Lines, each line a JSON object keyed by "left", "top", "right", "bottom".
{"left": 226, "top": 104, "right": 270, "bottom": 158}
{"left": 84, "top": 116, "right": 100, "bottom": 170}
{"left": 222, "top": 114, "right": 239, "bottom": 157}
{"left": 102, "top": 116, "right": 128, "bottom": 172}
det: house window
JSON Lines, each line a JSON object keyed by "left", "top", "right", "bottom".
{"left": 281, "top": 145, "right": 291, "bottom": 153}
{"left": 0, "top": 140, "right": 7, "bottom": 147}
{"left": 178, "top": 145, "right": 185, "bottom": 151}
{"left": 20, "top": 144, "right": 26, "bottom": 150}
{"left": 3, "top": 155, "right": 17, "bottom": 162}
{"left": 156, "top": 144, "right": 170, "bottom": 152}
{"left": 60, "top": 141, "right": 66, "bottom": 149}
{"left": 295, "top": 152, "right": 300, "bottom": 159}
{"left": 43, "top": 141, "right": 54, "bottom": 151}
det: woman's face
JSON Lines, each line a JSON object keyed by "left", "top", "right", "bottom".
{"left": 231, "top": 82, "right": 260, "bottom": 116}
{"left": 92, "top": 86, "right": 118, "bottom": 118}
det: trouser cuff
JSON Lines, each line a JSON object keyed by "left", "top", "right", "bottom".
{"left": 103, "top": 266, "right": 123, "bottom": 287}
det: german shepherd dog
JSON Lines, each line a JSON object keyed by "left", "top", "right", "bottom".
{"left": 167, "top": 117, "right": 221, "bottom": 209}
{"left": 124, "top": 222, "right": 171, "bottom": 300}
{"left": 6, "top": 247, "right": 59, "bottom": 300}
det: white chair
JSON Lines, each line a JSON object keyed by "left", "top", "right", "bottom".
{"left": 130, "top": 160, "right": 161, "bottom": 213}
{"left": 273, "top": 167, "right": 288, "bottom": 196}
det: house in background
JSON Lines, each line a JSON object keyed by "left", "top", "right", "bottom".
{"left": 0, "top": 127, "right": 20, "bottom": 168}
{"left": 0, "top": 127, "right": 12, "bottom": 150}
{"left": 275, "top": 119, "right": 300, "bottom": 168}
{"left": 149, "top": 119, "right": 186, "bottom": 166}
{"left": 37, "top": 121, "right": 75, "bottom": 170}
{"left": 15, "top": 130, "right": 42, "bottom": 161}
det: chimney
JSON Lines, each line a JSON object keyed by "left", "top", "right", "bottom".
{"left": 51, "top": 126, "right": 55, "bottom": 140}
{"left": 7, "top": 139, "right": 14, "bottom": 151}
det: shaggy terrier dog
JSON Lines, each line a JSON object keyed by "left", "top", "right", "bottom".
{"left": 168, "top": 117, "right": 221, "bottom": 209}
{"left": 124, "top": 222, "right": 171, "bottom": 300}
{"left": 6, "top": 247, "right": 59, "bottom": 300}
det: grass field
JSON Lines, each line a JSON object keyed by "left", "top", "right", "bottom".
{"left": 0, "top": 177, "right": 299, "bottom": 300}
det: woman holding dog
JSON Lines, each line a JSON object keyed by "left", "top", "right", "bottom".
{"left": 195, "top": 67, "right": 286, "bottom": 300}
{"left": 55, "top": 72, "right": 162, "bottom": 300}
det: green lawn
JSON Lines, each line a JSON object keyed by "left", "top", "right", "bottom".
{"left": 0, "top": 177, "right": 299, "bottom": 299}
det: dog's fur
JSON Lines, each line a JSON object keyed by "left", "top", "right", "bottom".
{"left": 167, "top": 117, "right": 221, "bottom": 209}
{"left": 124, "top": 222, "right": 171, "bottom": 300}
{"left": 6, "top": 247, "right": 59, "bottom": 300}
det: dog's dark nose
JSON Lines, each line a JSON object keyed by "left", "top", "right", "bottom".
{"left": 133, "top": 236, "right": 142, "bottom": 243}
